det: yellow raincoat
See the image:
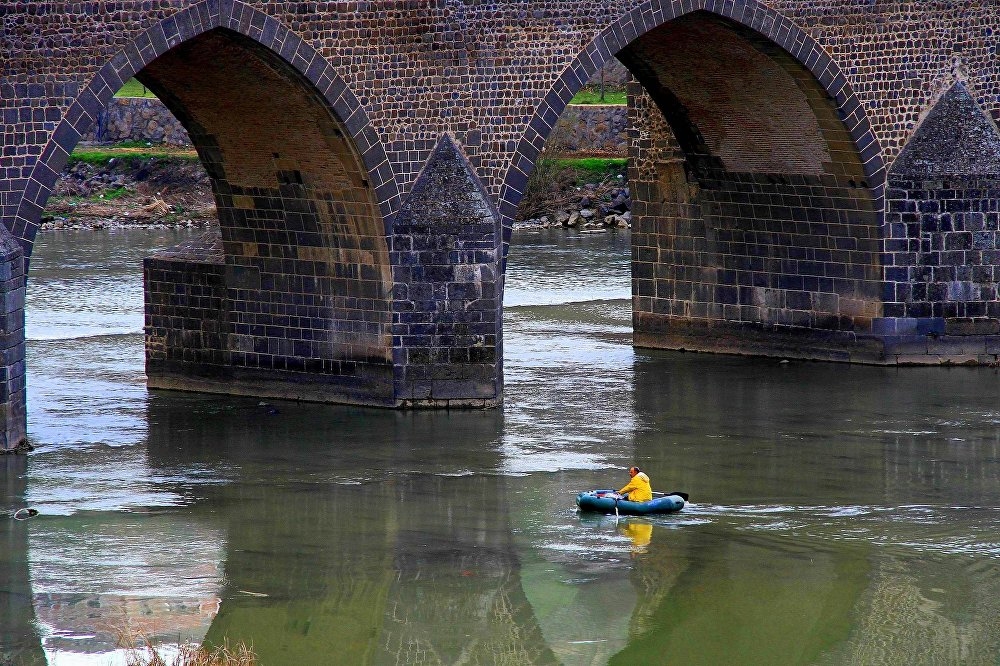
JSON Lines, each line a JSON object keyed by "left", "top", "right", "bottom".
{"left": 618, "top": 471, "right": 652, "bottom": 502}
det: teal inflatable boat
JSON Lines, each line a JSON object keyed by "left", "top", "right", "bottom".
{"left": 576, "top": 490, "right": 687, "bottom": 515}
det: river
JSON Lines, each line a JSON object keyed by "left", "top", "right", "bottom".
{"left": 3, "top": 227, "right": 1000, "bottom": 665}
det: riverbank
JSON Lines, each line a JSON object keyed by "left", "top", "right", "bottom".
{"left": 42, "top": 145, "right": 632, "bottom": 233}
{"left": 42, "top": 144, "right": 215, "bottom": 231}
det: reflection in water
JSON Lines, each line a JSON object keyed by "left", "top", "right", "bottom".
{"left": 28, "top": 510, "right": 223, "bottom": 657}
{"left": 142, "top": 396, "right": 559, "bottom": 664}
{"left": 4, "top": 228, "right": 1000, "bottom": 664}
{"left": 2, "top": 456, "right": 45, "bottom": 665}
{"left": 618, "top": 519, "right": 653, "bottom": 552}
{"left": 610, "top": 531, "right": 865, "bottom": 666}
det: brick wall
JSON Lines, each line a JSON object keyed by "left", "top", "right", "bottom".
{"left": 627, "top": 14, "right": 883, "bottom": 361}
{"left": 141, "top": 29, "right": 396, "bottom": 404}
{"left": 391, "top": 136, "right": 501, "bottom": 407}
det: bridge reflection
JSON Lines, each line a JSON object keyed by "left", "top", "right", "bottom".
{"left": 144, "top": 394, "right": 558, "bottom": 664}
{"left": 1, "top": 456, "right": 45, "bottom": 665}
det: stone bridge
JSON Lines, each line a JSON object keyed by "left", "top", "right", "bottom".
{"left": 4, "top": 1, "right": 1000, "bottom": 449}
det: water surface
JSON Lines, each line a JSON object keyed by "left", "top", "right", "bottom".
{"left": 3, "top": 227, "right": 1000, "bottom": 665}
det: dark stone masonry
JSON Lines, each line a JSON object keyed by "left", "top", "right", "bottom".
{"left": 5, "top": 0, "right": 1000, "bottom": 448}
{"left": 82, "top": 97, "right": 191, "bottom": 146}
{"left": 83, "top": 97, "right": 627, "bottom": 155}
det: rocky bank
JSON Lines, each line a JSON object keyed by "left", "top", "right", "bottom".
{"left": 42, "top": 151, "right": 216, "bottom": 231}
{"left": 42, "top": 151, "right": 632, "bottom": 234}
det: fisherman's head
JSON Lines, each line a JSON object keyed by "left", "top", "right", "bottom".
{"left": 629, "top": 466, "right": 640, "bottom": 478}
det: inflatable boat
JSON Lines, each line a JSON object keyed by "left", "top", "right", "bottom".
{"left": 576, "top": 490, "right": 687, "bottom": 515}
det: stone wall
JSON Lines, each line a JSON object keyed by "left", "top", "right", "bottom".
{"left": 144, "top": 234, "right": 228, "bottom": 376}
{"left": 81, "top": 97, "right": 190, "bottom": 146}
{"left": 10, "top": 0, "right": 1000, "bottom": 237}
{"left": 878, "top": 82, "right": 1000, "bottom": 363}
{"left": 10, "top": 0, "right": 1000, "bottom": 445}
{"left": 391, "top": 136, "right": 501, "bottom": 407}
{"left": 83, "top": 96, "right": 624, "bottom": 156}
{"left": 552, "top": 105, "right": 627, "bottom": 157}
{"left": 627, "top": 15, "right": 883, "bottom": 362}
{"left": 141, "top": 29, "right": 396, "bottom": 406}
{"left": 0, "top": 229, "right": 25, "bottom": 451}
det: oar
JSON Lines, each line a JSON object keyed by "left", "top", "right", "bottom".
{"left": 653, "top": 491, "right": 689, "bottom": 501}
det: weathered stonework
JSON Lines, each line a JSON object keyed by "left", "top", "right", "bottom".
{"left": 141, "top": 29, "right": 396, "bottom": 405}
{"left": 626, "top": 14, "right": 882, "bottom": 361}
{"left": 391, "top": 135, "right": 501, "bottom": 407}
{"left": 881, "top": 83, "right": 1000, "bottom": 363}
{"left": 552, "top": 105, "right": 628, "bottom": 157}
{"left": 86, "top": 97, "right": 625, "bottom": 156}
{"left": 6, "top": 0, "right": 1000, "bottom": 446}
{"left": 0, "top": 229, "right": 25, "bottom": 450}
{"left": 81, "top": 97, "right": 191, "bottom": 146}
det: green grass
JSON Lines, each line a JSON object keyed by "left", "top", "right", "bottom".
{"left": 100, "top": 186, "right": 130, "bottom": 200}
{"left": 569, "top": 90, "right": 627, "bottom": 105}
{"left": 52, "top": 186, "right": 132, "bottom": 207}
{"left": 115, "top": 78, "right": 158, "bottom": 98}
{"left": 68, "top": 143, "right": 199, "bottom": 167}
{"left": 549, "top": 157, "right": 628, "bottom": 180}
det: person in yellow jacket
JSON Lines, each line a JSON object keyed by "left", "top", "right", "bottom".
{"left": 617, "top": 466, "right": 652, "bottom": 502}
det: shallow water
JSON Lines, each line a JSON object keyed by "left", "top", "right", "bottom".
{"left": 3, "top": 227, "right": 1000, "bottom": 665}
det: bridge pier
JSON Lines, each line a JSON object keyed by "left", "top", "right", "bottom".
{"left": 0, "top": 229, "right": 25, "bottom": 451}
{"left": 879, "top": 83, "right": 1000, "bottom": 364}
{"left": 389, "top": 136, "right": 502, "bottom": 408}
{"left": 145, "top": 135, "right": 501, "bottom": 409}
{"left": 624, "top": 15, "right": 1000, "bottom": 366}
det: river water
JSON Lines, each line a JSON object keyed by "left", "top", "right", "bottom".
{"left": 3, "top": 227, "right": 1000, "bottom": 665}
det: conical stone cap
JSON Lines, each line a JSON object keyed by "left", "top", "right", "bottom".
{"left": 889, "top": 82, "right": 1000, "bottom": 177}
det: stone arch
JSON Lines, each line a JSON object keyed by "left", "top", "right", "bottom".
{"left": 497, "top": 0, "right": 885, "bottom": 242}
{"left": 11, "top": 0, "right": 400, "bottom": 256}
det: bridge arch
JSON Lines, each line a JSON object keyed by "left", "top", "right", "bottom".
{"left": 498, "top": 0, "right": 885, "bottom": 240}
{"left": 15, "top": 0, "right": 404, "bottom": 407}
{"left": 11, "top": 0, "right": 400, "bottom": 255}
{"left": 502, "top": 0, "right": 889, "bottom": 359}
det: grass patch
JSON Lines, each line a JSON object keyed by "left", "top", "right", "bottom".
{"left": 116, "top": 621, "right": 256, "bottom": 666}
{"left": 100, "top": 186, "right": 130, "bottom": 201}
{"left": 569, "top": 90, "right": 627, "bottom": 105}
{"left": 518, "top": 156, "right": 628, "bottom": 219}
{"left": 551, "top": 157, "right": 628, "bottom": 180}
{"left": 68, "top": 143, "right": 199, "bottom": 167}
{"left": 115, "top": 78, "right": 158, "bottom": 98}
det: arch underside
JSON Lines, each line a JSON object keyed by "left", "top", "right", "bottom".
{"left": 617, "top": 14, "right": 884, "bottom": 359}
{"left": 141, "top": 29, "right": 395, "bottom": 401}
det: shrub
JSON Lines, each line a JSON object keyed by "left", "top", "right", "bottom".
{"left": 115, "top": 622, "right": 256, "bottom": 666}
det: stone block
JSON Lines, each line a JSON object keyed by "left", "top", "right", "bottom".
{"left": 927, "top": 336, "right": 987, "bottom": 356}
{"left": 945, "top": 318, "right": 1000, "bottom": 335}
